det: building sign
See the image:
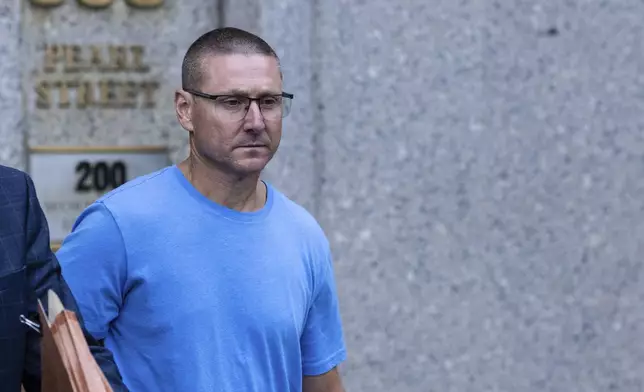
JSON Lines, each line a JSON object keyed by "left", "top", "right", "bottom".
{"left": 30, "top": 0, "right": 163, "bottom": 109}
{"left": 28, "top": 146, "right": 170, "bottom": 245}
{"left": 35, "top": 44, "right": 160, "bottom": 109}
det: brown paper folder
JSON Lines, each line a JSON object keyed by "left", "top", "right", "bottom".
{"left": 37, "top": 290, "right": 113, "bottom": 392}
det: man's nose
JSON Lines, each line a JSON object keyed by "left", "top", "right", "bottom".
{"left": 244, "top": 101, "right": 266, "bottom": 130}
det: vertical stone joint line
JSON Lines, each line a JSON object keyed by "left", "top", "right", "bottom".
{"left": 310, "top": 0, "right": 324, "bottom": 219}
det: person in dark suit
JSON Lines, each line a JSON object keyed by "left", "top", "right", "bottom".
{"left": 0, "top": 164, "right": 128, "bottom": 392}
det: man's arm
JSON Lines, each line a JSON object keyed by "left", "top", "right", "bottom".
{"left": 303, "top": 367, "right": 345, "bottom": 392}
{"left": 300, "top": 237, "right": 347, "bottom": 392}
{"left": 20, "top": 173, "right": 128, "bottom": 392}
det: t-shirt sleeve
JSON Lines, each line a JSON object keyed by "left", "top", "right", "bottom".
{"left": 56, "top": 201, "right": 127, "bottom": 340}
{"left": 300, "top": 242, "right": 347, "bottom": 376}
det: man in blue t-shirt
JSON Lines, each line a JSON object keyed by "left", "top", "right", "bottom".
{"left": 56, "top": 27, "right": 347, "bottom": 392}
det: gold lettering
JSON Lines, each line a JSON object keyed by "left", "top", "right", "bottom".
{"left": 129, "top": 46, "right": 149, "bottom": 72}
{"left": 125, "top": 0, "right": 163, "bottom": 8}
{"left": 119, "top": 81, "right": 138, "bottom": 108}
{"left": 44, "top": 45, "right": 61, "bottom": 73}
{"left": 98, "top": 80, "right": 120, "bottom": 107}
{"left": 54, "top": 80, "right": 79, "bottom": 108}
{"left": 139, "top": 81, "right": 159, "bottom": 108}
{"left": 64, "top": 45, "right": 84, "bottom": 72}
{"left": 77, "top": 0, "right": 113, "bottom": 8}
{"left": 54, "top": 81, "right": 69, "bottom": 108}
{"left": 37, "top": 44, "right": 158, "bottom": 109}
{"left": 30, "top": 0, "right": 163, "bottom": 8}
{"left": 35, "top": 79, "right": 159, "bottom": 109}
{"left": 89, "top": 45, "right": 104, "bottom": 70}
{"left": 76, "top": 81, "right": 94, "bottom": 108}
{"left": 35, "top": 81, "right": 51, "bottom": 108}
{"left": 29, "top": 0, "right": 64, "bottom": 6}
{"left": 106, "top": 46, "right": 128, "bottom": 71}
{"left": 43, "top": 45, "right": 154, "bottom": 73}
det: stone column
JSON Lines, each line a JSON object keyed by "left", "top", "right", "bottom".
{"left": 0, "top": 0, "right": 25, "bottom": 169}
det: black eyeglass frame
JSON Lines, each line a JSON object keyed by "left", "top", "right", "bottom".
{"left": 183, "top": 88, "right": 294, "bottom": 106}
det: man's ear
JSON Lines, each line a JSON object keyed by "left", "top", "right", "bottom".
{"left": 175, "top": 89, "right": 195, "bottom": 132}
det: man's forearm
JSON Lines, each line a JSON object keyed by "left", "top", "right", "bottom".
{"left": 53, "top": 268, "right": 129, "bottom": 390}
{"left": 86, "top": 334, "right": 130, "bottom": 392}
{"left": 303, "top": 368, "right": 345, "bottom": 392}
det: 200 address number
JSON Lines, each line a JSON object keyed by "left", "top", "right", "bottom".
{"left": 75, "top": 160, "right": 127, "bottom": 192}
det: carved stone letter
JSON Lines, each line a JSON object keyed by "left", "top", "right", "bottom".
{"left": 77, "top": 0, "right": 114, "bottom": 8}
{"left": 124, "top": 0, "right": 163, "bottom": 8}
{"left": 29, "top": 0, "right": 64, "bottom": 7}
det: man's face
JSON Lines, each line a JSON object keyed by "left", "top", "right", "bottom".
{"left": 183, "top": 53, "right": 284, "bottom": 175}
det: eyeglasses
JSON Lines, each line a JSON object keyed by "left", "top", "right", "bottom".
{"left": 184, "top": 88, "right": 294, "bottom": 122}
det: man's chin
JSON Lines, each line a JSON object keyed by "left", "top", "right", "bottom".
{"left": 231, "top": 156, "right": 272, "bottom": 175}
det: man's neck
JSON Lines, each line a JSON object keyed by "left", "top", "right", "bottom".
{"left": 177, "top": 155, "right": 266, "bottom": 212}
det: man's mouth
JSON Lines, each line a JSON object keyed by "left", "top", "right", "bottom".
{"left": 238, "top": 144, "right": 266, "bottom": 148}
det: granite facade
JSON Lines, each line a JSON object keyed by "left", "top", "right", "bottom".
{"left": 1, "top": 0, "right": 643, "bottom": 391}
{"left": 282, "top": 1, "right": 643, "bottom": 390}
{"left": 0, "top": 0, "right": 24, "bottom": 169}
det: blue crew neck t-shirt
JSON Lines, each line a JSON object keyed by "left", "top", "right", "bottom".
{"left": 56, "top": 165, "right": 347, "bottom": 392}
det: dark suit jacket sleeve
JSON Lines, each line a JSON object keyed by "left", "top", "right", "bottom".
{"left": 20, "top": 173, "right": 129, "bottom": 392}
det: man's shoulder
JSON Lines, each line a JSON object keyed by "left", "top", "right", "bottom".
{"left": 0, "top": 164, "right": 29, "bottom": 192}
{"left": 270, "top": 185, "right": 329, "bottom": 244}
{"left": 0, "top": 167, "right": 35, "bottom": 272}
{"left": 0, "top": 164, "right": 25, "bottom": 178}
